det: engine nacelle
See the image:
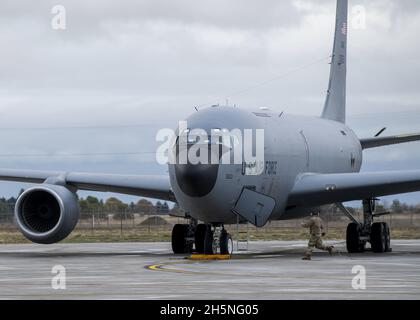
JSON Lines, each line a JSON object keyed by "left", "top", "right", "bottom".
{"left": 15, "top": 184, "right": 80, "bottom": 244}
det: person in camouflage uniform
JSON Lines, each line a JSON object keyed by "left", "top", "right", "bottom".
{"left": 301, "top": 210, "right": 333, "bottom": 260}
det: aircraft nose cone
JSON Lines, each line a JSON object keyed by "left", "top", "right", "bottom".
{"left": 175, "top": 164, "right": 219, "bottom": 197}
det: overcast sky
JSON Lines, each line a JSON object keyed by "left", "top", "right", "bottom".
{"left": 0, "top": 0, "right": 419, "bottom": 205}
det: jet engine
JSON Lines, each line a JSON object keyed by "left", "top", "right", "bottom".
{"left": 14, "top": 185, "right": 80, "bottom": 244}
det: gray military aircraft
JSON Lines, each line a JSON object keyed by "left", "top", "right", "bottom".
{"left": 1, "top": 0, "right": 419, "bottom": 255}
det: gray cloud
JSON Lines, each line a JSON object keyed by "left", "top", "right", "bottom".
{"left": 0, "top": 0, "right": 419, "bottom": 203}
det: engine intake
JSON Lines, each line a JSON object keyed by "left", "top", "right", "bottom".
{"left": 15, "top": 185, "right": 80, "bottom": 244}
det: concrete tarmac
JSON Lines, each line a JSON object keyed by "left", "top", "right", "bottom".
{"left": 0, "top": 240, "right": 419, "bottom": 299}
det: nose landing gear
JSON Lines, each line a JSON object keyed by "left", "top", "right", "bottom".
{"left": 194, "top": 224, "right": 207, "bottom": 254}
{"left": 203, "top": 225, "right": 233, "bottom": 255}
{"left": 171, "top": 221, "right": 233, "bottom": 255}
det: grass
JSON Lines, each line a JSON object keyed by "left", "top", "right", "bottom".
{"left": 0, "top": 229, "right": 172, "bottom": 244}
{"left": 0, "top": 225, "right": 419, "bottom": 244}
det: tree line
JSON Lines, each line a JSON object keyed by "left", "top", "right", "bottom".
{"left": 0, "top": 190, "right": 184, "bottom": 220}
{"left": 1, "top": 191, "right": 420, "bottom": 219}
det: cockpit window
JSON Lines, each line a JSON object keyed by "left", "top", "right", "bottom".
{"left": 173, "top": 129, "right": 233, "bottom": 164}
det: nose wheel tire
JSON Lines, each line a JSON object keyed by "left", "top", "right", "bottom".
{"left": 220, "top": 230, "right": 233, "bottom": 255}
{"left": 204, "top": 225, "right": 214, "bottom": 254}
{"left": 203, "top": 225, "right": 232, "bottom": 255}
{"left": 171, "top": 224, "right": 193, "bottom": 254}
{"left": 194, "top": 224, "right": 207, "bottom": 254}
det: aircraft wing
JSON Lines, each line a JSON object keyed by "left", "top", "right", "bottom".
{"left": 360, "top": 133, "right": 420, "bottom": 149}
{"left": 287, "top": 170, "right": 420, "bottom": 207}
{"left": 0, "top": 169, "right": 175, "bottom": 201}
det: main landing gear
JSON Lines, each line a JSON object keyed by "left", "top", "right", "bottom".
{"left": 171, "top": 220, "right": 233, "bottom": 255}
{"left": 337, "top": 199, "right": 392, "bottom": 254}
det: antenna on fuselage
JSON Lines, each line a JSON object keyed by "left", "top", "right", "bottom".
{"left": 374, "top": 127, "right": 387, "bottom": 137}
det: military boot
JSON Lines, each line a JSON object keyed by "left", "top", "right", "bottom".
{"left": 327, "top": 246, "right": 334, "bottom": 255}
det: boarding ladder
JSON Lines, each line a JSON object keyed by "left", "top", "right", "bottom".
{"left": 236, "top": 215, "right": 249, "bottom": 252}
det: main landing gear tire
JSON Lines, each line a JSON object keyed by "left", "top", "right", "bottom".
{"left": 343, "top": 198, "right": 392, "bottom": 254}
{"left": 346, "top": 223, "right": 365, "bottom": 253}
{"left": 172, "top": 224, "right": 193, "bottom": 254}
{"left": 194, "top": 224, "right": 207, "bottom": 254}
{"left": 382, "top": 222, "right": 391, "bottom": 252}
{"left": 371, "top": 222, "right": 390, "bottom": 253}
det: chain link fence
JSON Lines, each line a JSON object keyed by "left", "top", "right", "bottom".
{"left": 1, "top": 203, "right": 420, "bottom": 242}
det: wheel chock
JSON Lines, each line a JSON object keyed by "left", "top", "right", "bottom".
{"left": 189, "top": 254, "right": 231, "bottom": 260}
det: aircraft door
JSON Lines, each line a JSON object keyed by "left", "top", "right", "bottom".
{"left": 233, "top": 187, "right": 276, "bottom": 227}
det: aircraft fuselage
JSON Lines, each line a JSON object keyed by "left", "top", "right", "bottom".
{"left": 168, "top": 106, "right": 362, "bottom": 224}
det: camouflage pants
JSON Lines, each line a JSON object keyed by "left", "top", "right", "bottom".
{"left": 306, "top": 235, "right": 328, "bottom": 256}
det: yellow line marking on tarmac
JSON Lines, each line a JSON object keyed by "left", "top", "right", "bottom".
{"left": 144, "top": 246, "right": 353, "bottom": 277}
{"left": 145, "top": 259, "right": 236, "bottom": 276}
{"left": 145, "top": 262, "right": 197, "bottom": 274}
{"left": 145, "top": 259, "right": 399, "bottom": 284}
